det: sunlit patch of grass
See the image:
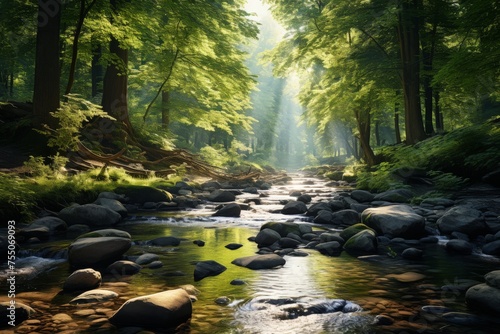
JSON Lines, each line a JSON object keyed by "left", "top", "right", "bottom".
{"left": 0, "top": 166, "right": 183, "bottom": 225}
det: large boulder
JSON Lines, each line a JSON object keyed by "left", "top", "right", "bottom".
{"left": 109, "top": 289, "right": 192, "bottom": 330}
{"left": 373, "top": 189, "right": 414, "bottom": 203}
{"left": 59, "top": 204, "right": 121, "bottom": 227}
{"left": 76, "top": 228, "right": 131, "bottom": 239}
{"left": 30, "top": 216, "right": 67, "bottom": 234}
{"left": 465, "top": 283, "right": 500, "bottom": 314}
{"left": 94, "top": 198, "right": 128, "bottom": 217}
{"left": 482, "top": 240, "right": 500, "bottom": 256}
{"left": 63, "top": 268, "right": 102, "bottom": 292}
{"left": 330, "top": 209, "right": 360, "bottom": 227}
{"left": 114, "top": 185, "right": 172, "bottom": 204}
{"left": 260, "top": 222, "right": 305, "bottom": 237}
{"left": 1, "top": 302, "right": 35, "bottom": 328}
{"left": 68, "top": 237, "right": 131, "bottom": 268}
{"left": 437, "top": 206, "right": 487, "bottom": 236}
{"left": 282, "top": 201, "right": 307, "bottom": 215}
{"left": 361, "top": 205, "right": 426, "bottom": 238}
{"left": 194, "top": 260, "right": 227, "bottom": 281}
{"left": 255, "top": 228, "right": 282, "bottom": 247}
{"left": 343, "top": 230, "right": 378, "bottom": 256}
{"left": 313, "top": 210, "right": 335, "bottom": 225}
{"left": 213, "top": 203, "right": 241, "bottom": 217}
{"left": 350, "top": 190, "right": 375, "bottom": 203}
{"left": 207, "top": 190, "right": 236, "bottom": 202}
{"left": 231, "top": 254, "right": 286, "bottom": 270}
{"left": 315, "top": 241, "right": 343, "bottom": 256}
{"left": 339, "top": 223, "right": 375, "bottom": 241}
{"left": 306, "top": 202, "right": 332, "bottom": 217}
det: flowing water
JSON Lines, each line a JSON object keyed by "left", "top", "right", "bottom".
{"left": 2, "top": 174, "right": 500, "bottom": 333}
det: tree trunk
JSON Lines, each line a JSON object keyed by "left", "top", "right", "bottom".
{"left": 434, "top": 90, "right": 443, "bottom": 132}
{"left": 33, "top": 0, "right": 62, "bottom": 129}
{"left": 91, "top": 44, "right": 104, "bottom": 97}
{"left": 354, "top": 108, "right": 377, "bottom": 166}
{"left": 161, "top": 90, "right": 170, "bottom": 128}
{"left": 65, "top": 0, "right": 97, "bottom": 95}
{"left": 101, "top": 0, "right": 128, "bottom": 124}
{"left": 422, "top": 21, "right": 437, "bottom": 135}
{"left": 397, "top": 0, "right": 426, "bottom": 144}
{"left": 394, "top": 90, "right": 402, "bottom": 144}
{"left": 375, "top": 120, "right": 381, "bottom": 146}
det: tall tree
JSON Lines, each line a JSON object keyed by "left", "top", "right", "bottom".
{"left": 33, "top": 0, "right": 62, "bottom": 129}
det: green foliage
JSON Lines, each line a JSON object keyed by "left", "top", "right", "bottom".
{"left": 355, "top": 121, "right": 500, "bottom": 192}
{"left": 23, "top": 156, "right": 51, "bottom": 177}
{"left": 39, "top": 95, "right": 113, "bottom": 152}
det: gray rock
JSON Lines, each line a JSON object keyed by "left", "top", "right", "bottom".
{"left": 483, "top": 240, "right": 500, "bottom": 255}
{"left": 255, "top": 228, "right": 282, "bottom": 247}
{"left": 421, "top": 197, "right": 455, "bottom": 207}
{"left": 194, "top": 260, "right": 227, "bottom": 281}
{"left": 297, "top": 194, "right": 312, "bottom": 204}
{"left": 401, "top": 247, "right": 423, "bottom": 260}
{"left": 109, "top": 289, "right": 192, "bottom": 329}
{"left": 315, "top": 241, "right": 343, "bottom": 256}
{"left": 76, "top": 228, "right": 131, "bottom": 239}
{"left": 243, "top": 187, "right": 259, "bottom": 194}
{"left": 202, "top": 181, "right": 221, "bottom": 190}
{"left": 278, "top": 237, "right": 301, "bottom": 248}
{"left": 17, "top": 226, "right": 50, "bottom": 241}
{"left": 207, "top": 189, "right": 236, "bottom": 202}
{"left": 150, "top": 236, "right": 181, "bottom": 246}
{"left": 30, "top": 216, "right": 67, "bottom": 234}
{"left": 437, "top": 205, "right": 486, "bottom": 236}
{"left": 230, "top": 279, "right": 246, "bottom": 285}
{"left": 94, "top": 198, "right": 128, "bottom": 217}
{"left": 63, "top": 268, "right": 101, "bottom": 292}
{"left": 441, "top": 312, "right": 482, "bottom": 325}
{"left": 260, "top": 222, "right": 304, "bottom": 237}
{"left": 306, "top": 202, "right": 332, "bottom": 216}
{"left": 107, "top": 260, "right": 141, "bottom": 275}
{"left": 225, "top": 243, "right": 243, "bottom": 250}
{"left": 351, "top": 190, "right": 375, "bottom": 203}
{"left": 114, "top": 185, "right": 172, "bottom": 204}
{"left": 339, "top": 223, "right": 375, "bottom": 241}
{"left": 466, "top": 283, "right": 500, "bottom": 314}
{"left": 135, "top": 253, "right": 160, "bottom": 265}
{"left": 373, "top": 189, "right": 414, "bottom": 203}
{"left": 97, "top": 191, "right": 126, "bottom": 201}
{"left": 343, "top": 230, "right": 378, "bottom": 256}
{"left": 70, "top": 289, "right": 118, "bottom": 304}
{"left": 231, "top": 254, "right": 286, "bottom": 269}
{"left": 282, "top": 201, "right": 307, "bottom": 214}
{"left": 331, "top": 209, "right": 360, "bottom": 227}
{"left": 68, "top": 237, "right": 131, "bottom": 268}
{"left": 313, "top": 210, "right": 335, "bottom": 224}
{"left": 485, "top": 270, "right": 500, "bottom": 289}
{"left": 213, "top": 203, "right": 241, "bottom": 217}
{"left": 362, "top": 205, "right": 425, "bottom": 238}
{"left": 148, "top": 261, "right": 163, "bottom": 269}
{"left": 319, "top": 233, "right": 344, "bottom": 244}
{"left": 59, "top": 204, "right": 122, "bottom": 227}
{"left": 446, "top": 239, "right": 473, "bottom": 255}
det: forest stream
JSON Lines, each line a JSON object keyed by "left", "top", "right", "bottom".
{"left": 2, "top": 173, "right": 500, "bottom": 334}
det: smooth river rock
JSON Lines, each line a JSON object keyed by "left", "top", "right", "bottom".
{"left": 437, "top": 205, "right": 487, "bottom": 236}
{"left": 59, "top": 204, "right": 122, "bottom": 227}
{"left": 63, "top": 268, "right": 102, "bottom": 292}
{"left": 361, "top": 205, "right": 426, "bottom": 239}
{"left": 231, "top": 254, "right": 286, "bottom": 270}
{"left": 68, "top": 236, "right": 131, "bottom": 268}
{"left": 194, "top": 260, "right": 227, "bottom": 281}
{"left": 109, "top": 289, "right": 192, "bottom": 330}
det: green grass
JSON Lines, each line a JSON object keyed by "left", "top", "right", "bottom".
{"left": 0, "top": 167, "right": 182, "bottom": 225}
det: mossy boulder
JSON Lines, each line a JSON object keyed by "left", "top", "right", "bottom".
{"left": 343, "top": 230, "right": 378, "bottom": 256}
{"left": 114, "top": 185, "right": 173, "bottom": 204}
{"left": 340, "top": 223, "right": 375, "bottom": 241}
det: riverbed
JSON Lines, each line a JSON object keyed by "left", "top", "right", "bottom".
{"left": 2, "top": 173, "right": 500, "bottom": 333}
